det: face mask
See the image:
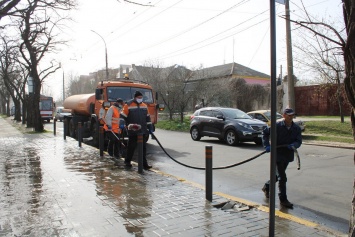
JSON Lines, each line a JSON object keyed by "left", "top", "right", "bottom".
{"left": 136, "top": 98, "right": 143, "bottom": 103}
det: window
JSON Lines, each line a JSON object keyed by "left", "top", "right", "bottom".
{"left": 212, "top": 110, "right": 223, "bottom": 118}
{"left": 107, "top": 87, "right": 153, "bottom": 103}
{"left": 255, "top": 114, "right": 265, "bottom": 120}
{"left": 199, "top": 110, "right": 212, "bottom": 117}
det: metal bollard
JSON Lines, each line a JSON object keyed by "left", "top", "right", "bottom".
{"left": 205, "top": 145, "right": 213, "bottom": 202}
{"left": 99, "top": 126, "right": 104, "bottom": 157}
{"left": 63, "top": 118, "right": 67, "bottom": 140}
{"left": 78, "top": 122, "right": 82, "bottom": 147}
{"left": 53, "top": 118, "right": 57, "bottom": 136}
{"left": 137, "top": 133, "right": 143, "bottom": 174}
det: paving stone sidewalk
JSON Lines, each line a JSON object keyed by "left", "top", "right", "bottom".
{"left": 0, "top": 117, "right": 347, "bottom": 237}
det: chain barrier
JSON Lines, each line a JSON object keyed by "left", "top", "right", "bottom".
{"left": 151, "top": 133, "right": 301, "bottom": 170}
{"left": 152, "top": 133, "right": 271, "bottom": 170}
{"left": 106, "top": 130, "right": 300, "bottom": 171}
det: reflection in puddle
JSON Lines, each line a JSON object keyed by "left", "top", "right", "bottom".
{"left": 63, "top": 148, "right": 152, "bottom": 236}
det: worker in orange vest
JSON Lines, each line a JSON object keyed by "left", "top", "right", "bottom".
{"left": 104, "top": 98, "right": 125, "bottom": 158}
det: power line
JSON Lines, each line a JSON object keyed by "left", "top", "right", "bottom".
{"left": 157, "top": 12, "right": 269, "bottom": 61}
{"left": 107, "top": 0, "right": 184, "bottom": 44}
{"left": 124, "top": 0, "right": 250, "bottom": 56}
{"left": 79, "top": 0, "right": 166, "bottom": 58}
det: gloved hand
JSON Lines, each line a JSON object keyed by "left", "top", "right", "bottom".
{"left": 107, "top": 125, "right": 112, "bottom": 131}
{"left": 265, "top": 146, "right": 271, "bottom": 153}
{"left": 287, "top": 144, "right": 295, "bottom": 150}
{"left": 149, "top": 127, "right": 153, "bottom": 135}
{"left": 119, "top": 124, "right": 125, "bottom": 130}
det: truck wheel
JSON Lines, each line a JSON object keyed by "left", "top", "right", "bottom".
{"left": 91, "top": 121, "right": 99, "bottom": 147}
{"left": 69, "top": 119, "right": 76, "bottom": 138}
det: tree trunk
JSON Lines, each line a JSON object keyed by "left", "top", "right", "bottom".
{"left": 14, "top": 99, "right": 21, "bottom": 122}
{"left": 33, "top": 76, "right": 43, "bottom": 132}
{"left": 342, "top": 1, "right": 355, "bottom": 234}
{"left": 336, "top": 79, "right": 344, "bottom": 123}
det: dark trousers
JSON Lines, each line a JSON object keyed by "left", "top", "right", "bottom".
{"left": 264, "top": 160, "right": 289, "bottom": 201}
{"left": 125, "top": 135, "right": 148, "bottom": 166}
{"left": 107, "top": 132, "right": 120, "bottom": 157}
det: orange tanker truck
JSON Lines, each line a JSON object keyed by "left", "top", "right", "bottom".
{"left": 62, "top": 77, "right": 164, "bottom": 147}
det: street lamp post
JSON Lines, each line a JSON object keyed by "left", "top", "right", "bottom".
{"left": 91, "top": 30, "right": 109, "bottom": 80}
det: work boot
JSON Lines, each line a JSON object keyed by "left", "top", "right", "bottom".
{"left": 280, "top": 199, "right": 294, "bottom": 208}
{"left": 124, "top": 162, "right": 132, "bottom": 168}
{"left": 262, "top": 186, "right": 269, "bottom": 198}
{"left": 143, "top": 165, "right": 152, "bottom": 170}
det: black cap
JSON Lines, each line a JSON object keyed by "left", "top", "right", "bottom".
{"left": 134, "top": 91, "right": 143, "bottom": 97}
{"left": 116, "top": 98, "right": 123, "bottom": 103}
{"left": 283, "top": 108, "right": 295, "bottom": 115}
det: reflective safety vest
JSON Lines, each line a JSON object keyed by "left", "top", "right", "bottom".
{"left": 104, "top": 105, "right": 121, "bottom": 134}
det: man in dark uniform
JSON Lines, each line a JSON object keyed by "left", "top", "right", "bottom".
{"left": 262, "top": 108, "right": 302, "bottom": 208}
{"left": 121, "top": 91, "right": 152, "bottom": 170}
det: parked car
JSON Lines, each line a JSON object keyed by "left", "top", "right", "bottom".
{"left": 189, "top": 107, "right": 267, "bottom": 146}
{"left": 247, "top": 110, "right": 305, "bottom": 131}
{"left": 54, "top": 106, "right": 71, "bottom": 122}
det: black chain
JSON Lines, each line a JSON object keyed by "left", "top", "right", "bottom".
{"left": 152, "top": 133, "right": 268, "bottom": 170}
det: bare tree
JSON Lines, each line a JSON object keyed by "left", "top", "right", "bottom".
{"left": 191, "top": 67, "right": 233, "bottom": 109}
{"left": 342, "top": 1, "right": 355, "bottom": 235}
{"left": 14, "top": 0, "right": 76, "bottom": 131}
{"left": 0, "top": 0, "right": 21, "bottom": 21}
{"left": 155, "top": 65, "right": 180, "bottom": 120}
{"left": 174, "top": 67, "right": 195, "bottom": 123}
{"left": 0, "top": 76, "right": 10, "bottom": 115}
{"left": 290, "top": 1, "right": 355, "bottom": 235}
{"left": 293, "top": 12, "right": 346, "bottom": 122}
{"left": 0, "top": 36, "right": 25, "bottom": 122}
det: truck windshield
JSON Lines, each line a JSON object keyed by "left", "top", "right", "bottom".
{"left": 40, "top": 99, "right": 53, "bottom": 110}
{"left": 107, "top": 87, "right": 154, "bottom": 104}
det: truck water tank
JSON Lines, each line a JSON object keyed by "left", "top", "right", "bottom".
{"left": 63, "top": 93, "right": 95, "bottom": 116}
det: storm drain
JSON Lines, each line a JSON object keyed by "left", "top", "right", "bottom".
{"left": 213, "top": 201, "right": 251, "bottom": 212}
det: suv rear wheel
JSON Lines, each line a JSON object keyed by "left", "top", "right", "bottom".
{"left": 190, "top": 127, "right": 201, "bottom": 141}
{"left": 225, "top": 130, "right": 238, "bottom": 146}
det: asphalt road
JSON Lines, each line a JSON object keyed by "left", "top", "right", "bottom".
{"left": 47, "top": 121, "right": 353, "bottom": 234}
{"left": 146, "top": 128, "right": 354, "bottom": 234}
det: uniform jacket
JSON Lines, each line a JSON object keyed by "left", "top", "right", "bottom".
{"left": 121, "top": 99, "right": 152, "bottom": 136}
{"left": 104, "top": 105, "right": 121, "bottom": 134}
{"left": 262, "top": 120, "right": 302, "bottom": 162}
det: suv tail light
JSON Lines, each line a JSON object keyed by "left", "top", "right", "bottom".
{"left": 190, "top": 115, "right": 195, "bottom": 120}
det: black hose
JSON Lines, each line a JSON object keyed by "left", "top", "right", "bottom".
{"left": 151, "top": 133, "right": 267, "bottom": 170}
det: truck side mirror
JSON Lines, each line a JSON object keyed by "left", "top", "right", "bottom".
{"left": 157, "top": 103, "right": 165, "bottom": 111}
{"left": 95, "top": 88, "right": 103, "bottom": 100}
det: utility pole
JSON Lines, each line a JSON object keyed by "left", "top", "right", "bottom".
{"left": 285, "top": 0, "right": 295, "bottom": 110}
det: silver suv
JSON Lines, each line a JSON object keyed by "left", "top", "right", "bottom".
{"left": 189, "top": 107, "right": 267, "bottom": 146}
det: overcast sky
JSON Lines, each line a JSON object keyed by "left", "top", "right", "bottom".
{"left": 45, "top": 0, "right": 343, "bottom": 100}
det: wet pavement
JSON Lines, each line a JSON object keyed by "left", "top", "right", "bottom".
{"left": 0, "top": 117, "right": 348, "bottom": 237}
